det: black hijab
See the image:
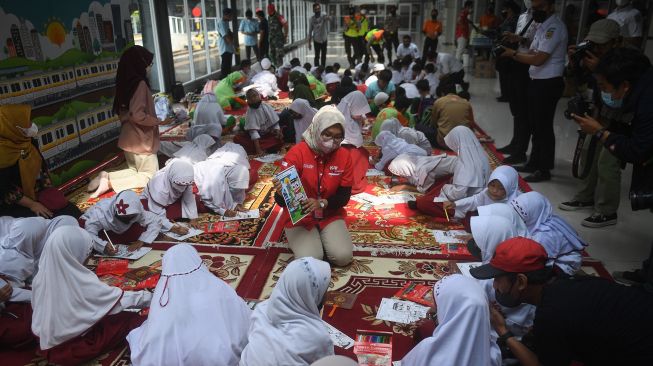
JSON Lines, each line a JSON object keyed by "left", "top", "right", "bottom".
{"left": 113, "top": 45, "right": 154, "bottom": 113}
{"left": 331, "top": 76, "right": 357, "bottom": 104}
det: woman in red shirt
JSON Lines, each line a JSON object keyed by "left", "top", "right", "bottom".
{"left": 273, "top": 106, "right": 353, "bottom": 266}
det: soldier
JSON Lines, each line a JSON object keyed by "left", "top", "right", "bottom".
{"left": 267, "top": 4, "right": 289, "bottom": 67}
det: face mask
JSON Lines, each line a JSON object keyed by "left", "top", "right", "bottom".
{"left": 431, "top": 14, "right": 437, "bottom": 19}
{"left": 495, "top": 279, "right": 521, "bottom": 308}
{"left": 248, "top": 102, "right": 261, "bottom": 109}
{"left": 116, "top": 215, "right": 134, "bottom": 224}
{"left": 523, "top": 0, "right": 532, "bottom": 9}
{"left": 314, "top": 10, "right": 321, "bottom": 17}
{"left": 532, "top": 9, "right": 548, "bottom": 23}
{"left": 318, "top": 136, "right": 338, "bottom": 153}
{"left": 601, "top": 91, "right": 623, "bottom": 109}
{"left": 16, "top": 123, "right": 38, "bottom": 137}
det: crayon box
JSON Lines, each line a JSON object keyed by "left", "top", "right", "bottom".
{"left": 354, "top": 329, "right": 393, "bottom": 366}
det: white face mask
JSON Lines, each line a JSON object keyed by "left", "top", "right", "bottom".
{"left": 16, "top": 123, "right": 38, "bottom": 138}
{"left": 318, "top": 136, "right": 338, "bottom": 154}
{"left": 287, "top": 81, "right": 294, "bottom": 89}
{"left": 523, "top": 0, "right": 532, "bottom": 9}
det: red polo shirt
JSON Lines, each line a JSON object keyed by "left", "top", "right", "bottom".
{"left": 280, "top": 141, "right": 353, "bottom": 230}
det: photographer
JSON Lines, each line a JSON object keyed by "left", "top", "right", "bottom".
{"left": 572, "top": 48, "right": 653, "bottom": 289}
{"left": 559, "top": 19, "right": 626, "bottom": 228}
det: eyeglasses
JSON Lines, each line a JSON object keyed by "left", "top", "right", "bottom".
{"left": 321, "top": 133, "right": 344, "bottom": 142}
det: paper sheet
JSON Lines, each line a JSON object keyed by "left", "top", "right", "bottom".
{"left": 219, "top": 209, "right": 260, "bottom": 221}
{"left": 375, "top": 298, "right": 430, "bottom": 324}
{"left": 366, "top": 168, "right": 386, "bottom": 177}
{"left": 432, "top": 230, "right": 468, "bottom": 244}
{"left": 323, "top": 321, "right": 355, "bottom": 349}
{"left": 456, "top": 262, "right": 483, "bottom": 278}
{"left": 96, "top": 245, "right": 152, "bottom": 260}
{"left": 432, "top": 196, "right": 447, "bottom": 203}
{"left": 254, "top": 154, "right": 284, "bottom": 163}
{"left": 351, "top": 192, "right": 415, "bottom": 206}
{"left": 163, "top": 227, "right": 204, "bottom": 241}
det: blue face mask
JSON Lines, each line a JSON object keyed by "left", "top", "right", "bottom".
{"left": 601, "top": 91, "right": 623, "bottom": 109}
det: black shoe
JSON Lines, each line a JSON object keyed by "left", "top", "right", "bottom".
{"left": 407, "top": 200, "right": 417, "bottom": 210}
{"left": 558, "top": 200, "right": 595, "bottom": 211}
{"left": 513, "top": 164, "right": 536, "bottom": 173}
{"left": 582, "top": 213, "right": 617, "bottom": 228}
{"left": 613, "top": 270, "right": 646, "bottom": 285}
{"left": 524, "top": 170, "right": 551, "bottom": 182}
{"left": 497, "top": 145, "right": 514, "bottom": 154}
{"left": 503, "top": 154, "right": 527, "bottom": 165}
{"left": 496, "top": 96, "right": 509, "bottom": 102}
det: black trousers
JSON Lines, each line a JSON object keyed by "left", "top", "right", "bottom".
{"left": 506, "top": 63, "right": 532, "bottom": 155}
{"left": 314, "top": 41, "right": 327, "bottom": 67}
{"left": 245, "top": 45, "right": 260, "bottom": 61}
{"left": 221, "top": 52, "right": 233, "bottom": 78}
{"left": 423, "top": 37, "right": 438, "bottom": 57}
{"left": 344, "top": 34, "right": 357, "bottom": 66}
{"left": 259, "top": 41, "right": 269, "bottom": 60}
{"left": 354, "top": 36, "right": 366, "bottom": 63}
{"left": 384, "top": 31, "right": 399, "bottom": 63}
{"left": 365, "top": 44, "right": 385, "bottom": 64}
{"left": 526, "top": 77, "right": 565, "bottom": 171}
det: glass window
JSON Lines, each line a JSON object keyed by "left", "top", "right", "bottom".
{"left": 167, "top": 0, "right": 192, "bottom": 83}
{"left": 206, "top": 0, "right": 219, "bottom": 73}
{"left": 66, "top": 124, "right": 75, "bottom": 135}
{"left": 189, "top": 0, "right": 208, "bottom": 78}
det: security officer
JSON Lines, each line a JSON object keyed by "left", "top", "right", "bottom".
{"left": 365, "top": 28, "right": 385, "bottom": 64}
{"left": 343, "top": 7, "right": 360, "bottom": 69}
{"left": 500, "top": 0, "right": 568, "bottom": 182}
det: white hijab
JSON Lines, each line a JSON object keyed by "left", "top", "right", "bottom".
{"left": 487, "top": 165, "right": 520, "bottom": 202}
{"left": 174, "top": 134, "right": 216, "bottom": 164}
{"left": 240, "top": 257, "right": 334, "bottom": 366}
{"left": 244, "top": 102, "right": 279, "bottom": 132}
{"left": 289, "top": 98, "right": 318, "bottom": 144}
{"left": 31, "top": 227, "right": 123, "bottom": 350}
{"left": 143, "top": 158, "right": 198, "bottom": 219}
{"left": 194, "top": 159, "right": 250, "bottom": 212}
{"left": 477, "top": 203, "right": 528, "bottom": 237}
{"left": 208, "top": 142, "right": 250, "bottom": 169}
{"left": 402, "top": 275, "right": 501, "bottom": 366}
{"left": 470, "top": 215, "right": 520, "bottom": 263}
{"left": 444, "top": 126, "right": 490, "bottom": 188}
{"left": 510, "top": 191, "right": 587, "bottom": 256}
{"left": 388, "top": 153, "right": 457, "bottom": 192}
{"left": 337, "top": 91, "right": 370, "bottom": 148}
{"left": 0, "top": 216, "right": 78, "bottom": 286}
{"left": 302, "top": 105, "right": 346, "bottom": 153}
{"left": 128, "top": 244, "right": 251, "bottom": 366}
{"left": 187, "top": 123, "right": 222, "bottom": 140}
{"left": 374, "top": 131, "right": 427, "bottom": 158}
{"left": 380, "top": 118, "right": 431, "bottom": 155}
{"left": 193, "top": 93, "right": 227, "bottom": 127}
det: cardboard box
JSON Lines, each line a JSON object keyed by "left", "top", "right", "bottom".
{"left": 474, "top": 60, "right": 496, "bottom": 78}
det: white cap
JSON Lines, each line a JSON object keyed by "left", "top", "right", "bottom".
{"left": 372, "top": 63, "right": 385, "bottom": 72}
{"left": 261, "top": 58, "right": 271, "bottom": 70}
{"left": 374, "top": 92, "right": 390, "bottom": 106}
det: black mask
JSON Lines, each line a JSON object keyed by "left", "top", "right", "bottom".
{"left": 494, "top": 278, "right": 521, "bottom": 308}
{"left": 501, "top": 10, "right": 508, "bottom": 17}
{"left": 314, "top": 10, "right": 321, "bottom": 17}
{"left": 431, "top": 14, "right": 438, "bottom": 19}
{"left": 532, "top": 9, "right": 548, "bottom": 23}
{"left": 248, "top": 102, "right": 261, "bottom": 109}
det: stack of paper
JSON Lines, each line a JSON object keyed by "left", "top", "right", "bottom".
{"left": 375, "top": 298, "right": 430, "bottom": 324}
{"left": 220, "top": 209, "right": 260, "bottom": 221}
{"left": 254, "top": 154, "right": 283, "bottom": 163}
{"left": 432, "top": 230, "right": 468, "bottom": 244}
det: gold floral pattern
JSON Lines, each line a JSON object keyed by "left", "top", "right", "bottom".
{"left": 200, "top": 254, "right": 248, "bottom": 283}
{"left": 389, "top": 260, "right": 452, "bottom": 279}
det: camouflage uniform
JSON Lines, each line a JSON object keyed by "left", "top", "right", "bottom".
{"left": 268, "top": 12, "right": 286, "bottom": 66}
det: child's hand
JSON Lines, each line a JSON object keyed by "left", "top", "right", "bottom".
{"left": 0, "top": 282, "right": 13, "bottom": 302}
{"left": 128, "top": 240, "right": 145, "bottom": 252}
{"left": 104, "top": 244, "right": 118, "bottom": 255}
{"left": 224, "top": 209, "right": 237, "bottom": 217}
{"left": 272, "top": 178, "right": 282, "bottom": 192}
{"left": 171, "top": 224, "right": 189, "bottom": 235}
{"left": 442, "top": 201, "right": 455, "bottom": 212}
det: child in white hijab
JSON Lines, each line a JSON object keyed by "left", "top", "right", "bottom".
{"left": 388, "top": 153, "right": 458, "bottom": 193}
{"left": 81, "top": 190, "right": 187, "bottom": 252}
{"left": 402, "top": 274, "right": 502, "bottom": 366}
{"left": 477, "top": 202, "right": 528, "bottom": 236}
{"left": 444, "top": 165, "right": 520, "bottom": 219}
{"left": 142, "top": 158, "right": 198, "bottom": 220}
{"left": 127, "top": 244, "right": 251, "bottom": 366}
{"left": 194, "top": 145, "right": 251, "bottom": 217}
{"left": 193, "top": 80, "right": 227, "bottom": 127}
{"left": 510, "top": 192, "right": 587, "bottom": 275}
{"left": 240, "top": 257, "right": 334, "bottom": 366}
{"left": 170, "top": 134, "right": 217, "bottom": 164}
{"left": 31, "top": 227, "right": 152, "bottom": 365}
{"left": 373, "top": 131, "right": 427, "bottom": 171}
{"left": 379, "top": 118, "right": 432, "bottom": 155}
{"left": 251, "top": 58, "right": 280, "bottom": 98}
{"left": 288, "top": 98, "right": 318, "bottom": 143}
{"left": 337, "top": 91, "right": 372, "bottom": 194}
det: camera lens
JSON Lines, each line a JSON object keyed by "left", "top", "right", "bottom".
{"left": 630, "top": 191, "right": 653, "bottom": 211}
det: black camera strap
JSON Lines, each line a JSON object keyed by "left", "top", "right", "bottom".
{"left": 572, "top": 130, "right": 598, "bottom": 179}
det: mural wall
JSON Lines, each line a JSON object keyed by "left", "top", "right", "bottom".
{"left": 0, "top": 0, "right": 138, "bottom": 186}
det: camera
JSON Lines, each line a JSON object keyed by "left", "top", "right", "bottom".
{"left": 630, "top": 191, "right": 653, "bottom": 211}
{"left": 570, "top": 40, "right": 594, "bottom": 69}
{"left": 564, "top": 95, "right": 592, "bottom": 120}
{"left": 492, "top": 43, "right": 506, "bottom": 58}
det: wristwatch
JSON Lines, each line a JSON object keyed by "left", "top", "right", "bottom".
{"left": 319, "top": 199, "right": 326, "bottom": 209}
{"left": 595, "top": 128, "right": 607, "bottom": 140}
{"left": 497, "top": 330, "right": 515, "bottom": 349}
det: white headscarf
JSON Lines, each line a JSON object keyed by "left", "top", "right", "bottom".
{"left": 510, "top": 192, "right": 587, "bottom": 268}
{"left": 471, "top": 216, "right": 520, "bottom": 263}
{"left": 143, "top": 158, "right": 198, "bottom": 219}
{"left": 402, "top": 275, "right": 501, "bottom": 366}
{"left": 244, "top": 102, "right": 279, "bottom": 133}
{"left": 477, "top": 203, "right": 528, "bottom": 237}
{"left": 379, "top": 118, "right": 432, "bottom": 155}
{"left": 0, "top": 216, "right": 78, "bottom": 286}
{"left": 302, "top": 106, "right": 346, "bottom": 153}
{"left": 31, "top": 227, "right": 123, "bottom": 350}
{"left": 193, "top": 93, "right": 227, "bottom": 126}
{"left": 337, "top": 91, "right": 370, "bottom": 148}
{"left": 444, "top": 126, "right": 490, "bottom": 188}
{"left": 208, "top": 142, "right": 250, "bottom": 168}
{"left": 240, "top": 257, "right": 334, "bottom": 366}
{"left": 375, "top": 131, "right": 427, "bottom": 158}
{"left": 127, "top": 244, "right": 251, "bottom": 366}
{"left": 194, "top": 159, "right": 250, "bottom": 212}
{"left": 388, "top": 153, "right": 457, "bottom": 192}
{"left": 289, "top": 99, "right": 318, "bottom": 144}
{"left": 173, "top": 134, "right": 216, "bottom": 164}
{"left": 261, "top": 58, "right": 272, "bottom": 70}
{"left": 488, "top": 165, "right": 520, "bottom": 202}
{"left": 187, "top": 123, "right": 222, "bottom": 140}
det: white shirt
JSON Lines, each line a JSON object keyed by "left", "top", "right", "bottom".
{"left": 607, "top": 5, "right": 643, "bottom": 38}
{"left": 396, "top": 43, "right": 420, "bottom": 59}
{"left": 516, "top": 11, "right": 538, "bottom": 53}
{"left": 436, "top": 52, "right": 463, "bottom": 75}
{"left": 528, "top": 14, "right": 567, "bottom": 80}
{"left": 391, "top": 70, "right": 404, "bottom": 85}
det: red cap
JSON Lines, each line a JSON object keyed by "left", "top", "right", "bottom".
{"left": 470, "top": 237, "right": 548, "bottom": 279}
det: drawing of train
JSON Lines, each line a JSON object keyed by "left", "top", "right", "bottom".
{"left": 0, "top": 58, "right": 119, "bottom": 108}
{"left": 37, "top": 101, "right": 121, "bottom": 170}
